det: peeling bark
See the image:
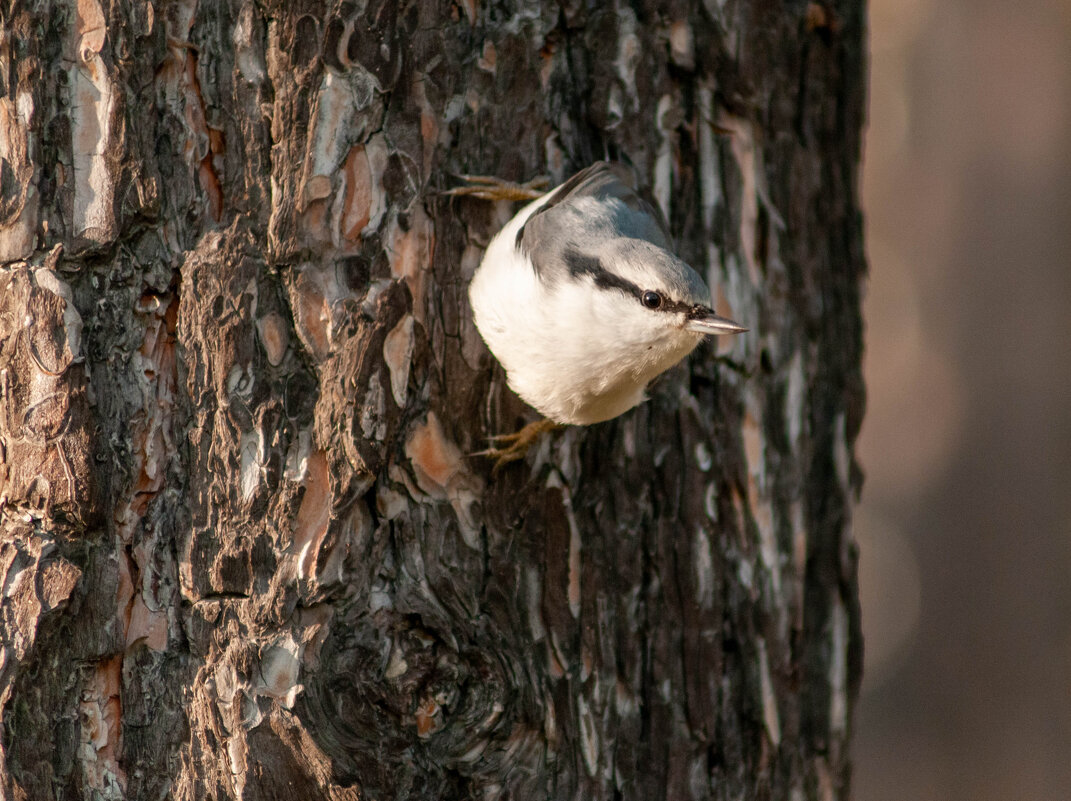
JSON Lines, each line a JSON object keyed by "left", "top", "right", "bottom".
{"left": 0, "top": 1, "right": 866, "bottom": 800}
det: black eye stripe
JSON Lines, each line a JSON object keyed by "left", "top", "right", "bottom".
{"left": 638, "top": 289, "right": 698, "bottom": 314}
{"left": 560, "top": 249, "right": 702, "bottom": 316}
{"left": 562, "top": 249, "right": 642, "bottom": 297}
{"left": 668, "top": 299, "right": 704, "bottom": 315}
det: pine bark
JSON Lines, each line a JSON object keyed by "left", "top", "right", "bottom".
{"left": 0, "top": 1, "right": 865, "bottom": 799}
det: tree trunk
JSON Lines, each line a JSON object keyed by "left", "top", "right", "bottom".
{"left": 0, "top": 1, "right": 865, "bottom": 799}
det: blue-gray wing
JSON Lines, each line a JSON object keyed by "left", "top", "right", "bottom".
{"left": 516, "top": 162, "right": 671, "bottom": 280}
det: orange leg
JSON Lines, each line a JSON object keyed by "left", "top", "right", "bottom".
{"left": 442, "top": 174, "right": 548, "bottom": 202}
{"left": 473, "top": 418, "right": 562, "bottom": 472}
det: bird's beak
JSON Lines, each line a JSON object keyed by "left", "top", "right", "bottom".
{"left": 685, "top": 308, "right": 748, "bottom": 336}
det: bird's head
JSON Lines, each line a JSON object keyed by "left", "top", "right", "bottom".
{"left": 561, "top": 238, "right": 746, "bottom": 364}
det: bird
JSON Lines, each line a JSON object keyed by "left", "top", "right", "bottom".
{"left": 463, "top": 162, "right": 747, "bottom": 465}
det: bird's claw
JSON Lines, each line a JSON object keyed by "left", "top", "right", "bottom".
{"left": 472, "top": 418, "right": 561, "bottom": 472}
{"left": 442, "top": 174, "right": 549, "bottom": 202}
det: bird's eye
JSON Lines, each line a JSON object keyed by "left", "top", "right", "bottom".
{"left": 641, "top": 290, "right": 663, "bottom": 309}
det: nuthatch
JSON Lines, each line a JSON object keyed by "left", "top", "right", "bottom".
{"left": 465, "top": 162, "right": 746, "bottom": 463}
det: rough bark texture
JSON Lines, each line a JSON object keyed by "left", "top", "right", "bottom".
{"left": 0, "top": 1, "right": 865, "bottom": 799}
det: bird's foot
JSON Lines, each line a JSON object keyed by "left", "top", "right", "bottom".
{"left": 474, "top": 418, "right": 562, "bottom": 472}
{"left": 442, "top": 173, "right": 549, "bottom": 202}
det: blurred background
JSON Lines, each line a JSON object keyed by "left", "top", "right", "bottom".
{"left": 855, "top": 0, "right": 1071, "bottom": 799}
